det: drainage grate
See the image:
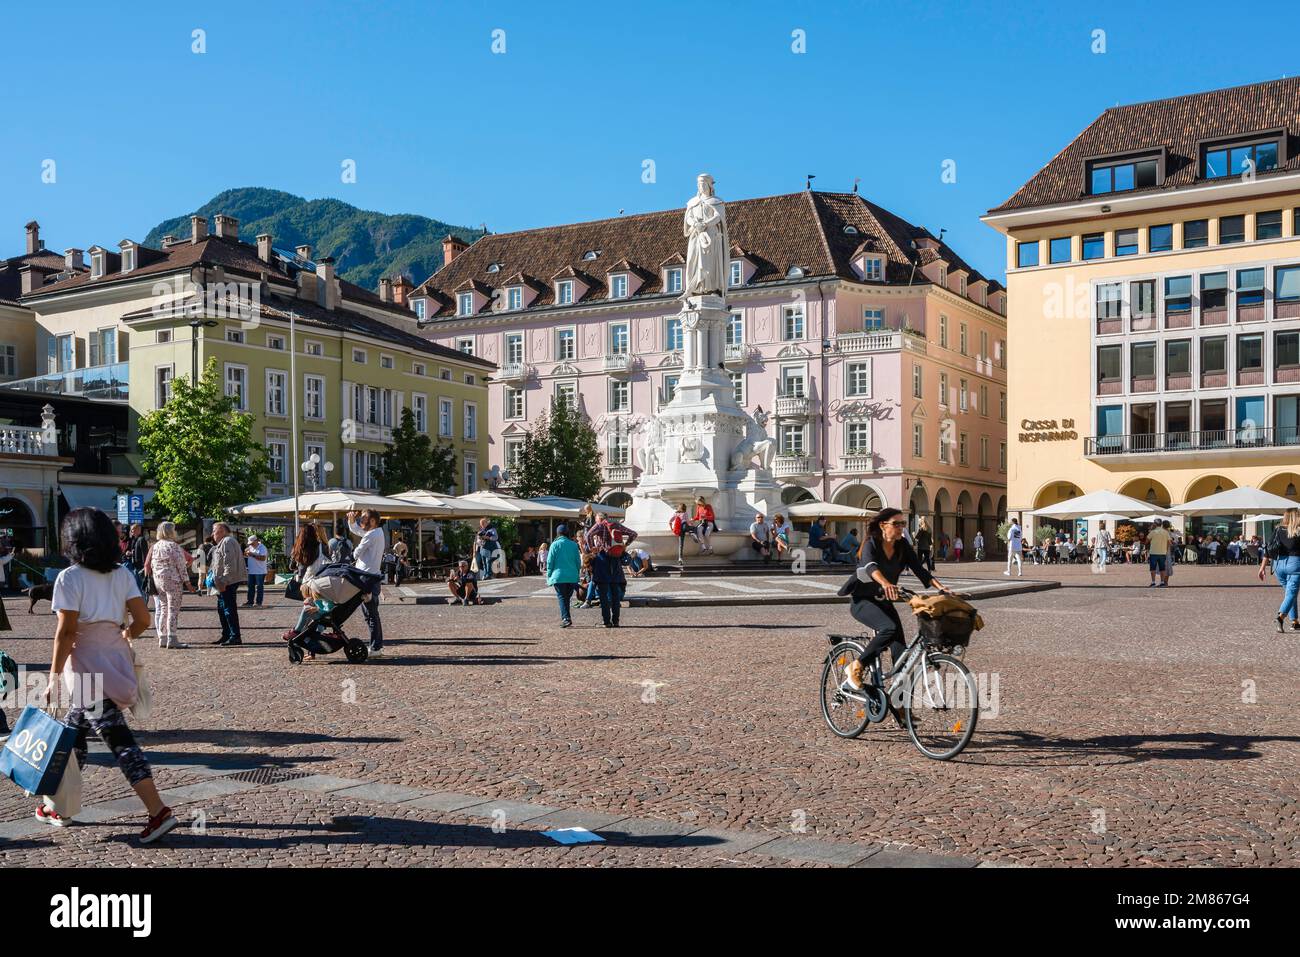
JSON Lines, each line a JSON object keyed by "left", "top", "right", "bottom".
{"left": 222, "top": 767, "right": 314, "bottom": 785}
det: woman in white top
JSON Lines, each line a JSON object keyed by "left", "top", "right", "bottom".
{"left": 39, "top": 508, "right": 177, "bottom": 843}
{"left": 283, "top": 524, "right": 328, "bottom": 657}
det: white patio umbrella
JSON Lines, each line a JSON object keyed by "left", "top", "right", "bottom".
{"left": 1032, "top": 490, "right": 1154, "bottom": 520}
{"left": 1170, "top": 487, "right": 1299, "bottom": 516}
{"left": 1085, "top": 512, "right": 1139, "bottom": 524}
{"left": 786, "top": 501, "right": 879, "bottom": 519}
{"left": 454, "top": 490, "right": 567, "bottom": 518}
{"left": 1133, "top": 514, "right": 1173, "bottom": 523}
{"left": 230, "top": 490, "right": 454, "bottom": 519}
{"left": 392, "top": 489, "right": 500, "bottom": 518}
{"left": 528, "top": 495, "right": 626, "bottom": 519}
{"left": 1242, "top": 513, "right": 1284, "bottom": 523}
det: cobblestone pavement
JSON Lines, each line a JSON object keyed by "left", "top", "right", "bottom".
{"left": 1, "top": 560, "right": 1296, "bottom": 867}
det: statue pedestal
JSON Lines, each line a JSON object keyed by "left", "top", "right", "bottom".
{"left": 624, "top": 296, "right": 782, "bottom": 561}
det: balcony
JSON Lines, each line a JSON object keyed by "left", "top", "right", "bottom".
{"left": 2, "top": 362, "right": 129, "bottom": 402}
{"left": 1085, "top": 428, "right": 1299, "bottom": 465}
{"left": 603, "top": 353, "right": 637, "bottom": 377}
{"left": 836, "top": 329, "right": 928, "bottom": 356}
{"left": 723, "top": 343, "right": 751, "bottom": 366}
{"left": 603, "top": 464, "right": 634, "bottom": 484}
{"left": 840, "top": 453, "right": 875, "bottom": 472}
{"left": 773, "top": 454, "right": 812, "bottom": 477}
{"left": 0, "top": 425, "right": 56, "bottom": 457}
{"left": 497, "top": 361, "right": 531, "bottom": 383}
{"left": 775, "top": 394, "right": 810, "bottom": 418}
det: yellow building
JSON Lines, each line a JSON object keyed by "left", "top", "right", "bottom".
{"left": 984, "top": 77, "right": 1300, "bottom": 536}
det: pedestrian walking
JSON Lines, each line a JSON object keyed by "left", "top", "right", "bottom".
{"left": 347, "top": 509, "right": 386, "bottom": 655}
{"left": 1259, "top": 508, "right": 1300, "bottom": 633}
{"left": 210, "top": 522, "right": 247, "bottom": 645}
{"left": 1147, "top": 519, "right": 1171, "bottom": 587}
{"left": 953, "top": 535, "right": 964, "bottom": 562}
{"left": 328, "top": 525, "right": 354, "bottom": 564}
{"left": 585, "top": 513, "right": 636, "bottom": 627}
{"left": 749, "top": 512, "right": 773, "bottom": 563}
{"left": 39, "top": 507, "right": 177, "bottom": 842}
{"left": 243, "top": 533, "right": 268, "bottom": 607}
{"left": 474, "top": 517, "right": 499, "bottom": 580}
{"left": 126, "top": 523, "right": 148, "bottom": 593}
{"left": 973, "top": 529, "right": 985, "bottom": 562}
{"left": 144, "top": 522, "right": 194, "bottom": 649}
{"left": 1093, "top": 521, "right": 1112, "bottom": 571}
{"left": 915, "top": 518, "right": 934, "bottom": 571}
{"left": 1004, "top": 518, "right": 1024, "bottom": 577}
{"left": 282, "top": 524, "right": 327, "bottom": 652}
{"left": 546, "top": 524, "right": 581, "bottom": 626}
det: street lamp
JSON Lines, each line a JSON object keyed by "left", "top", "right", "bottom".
{"left": 300, "top": 453, "right": 334, "bottom": 493}
{"left": 188, "top": 319, "right": 218, "bottom": 383}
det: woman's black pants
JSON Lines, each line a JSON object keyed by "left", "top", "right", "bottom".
{"left": 850, "top": 598, "right": 905, "bottom": 670}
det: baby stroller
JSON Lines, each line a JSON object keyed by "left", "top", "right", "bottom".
{"left": 285, "top": 562, "right": 382, "bottom": 665}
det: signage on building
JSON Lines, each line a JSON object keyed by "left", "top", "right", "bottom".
{"left": 117, "top": 494, "right": 144, "bottom": 524}
{"left": 1018, "top": 419, "right": 1078, "bottom": 443}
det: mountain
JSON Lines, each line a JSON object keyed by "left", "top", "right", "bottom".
{"left": 142, "top": 188, "right": 485, "bottom": 290}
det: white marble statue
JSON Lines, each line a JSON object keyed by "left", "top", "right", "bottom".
{"left": 729, "top": 418, "right": 775, "bottom": 472}
{"left": 683, "top": 173, "right": 729, "bottom": 298}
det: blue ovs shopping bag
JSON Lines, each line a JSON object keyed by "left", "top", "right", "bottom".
{"left": 0, "top": 706, "right": 78, "bottom": 796}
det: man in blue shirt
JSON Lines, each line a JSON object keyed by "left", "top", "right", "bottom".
{"left": 810, "top": 518, "right": 851, "bottom": 564}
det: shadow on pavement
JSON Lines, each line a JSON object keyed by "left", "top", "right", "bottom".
{"left": 957, "top": 729, "right": 1300, "bottom": 767}
{"left": 138, "top": 730, "right": 401, "bottom": 748}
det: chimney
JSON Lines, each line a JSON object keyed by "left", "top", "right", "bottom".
{"left": 316, "top": 256, "right": 337, "bottom": 311}
{"left": 19, "top": 264, "right": 54, "bottom": 294}
{"left": 392, "top": 275, "right": 413, "bottom": 307}
{"left": 378, "top": 277, "right": 392, "bottom": 303}
{"left": 297, "top": 268, "right": 318, "bottom": 303}
{"left": 442, "top": 234, "right": 468, "bottom": 265}
{"left": 296, "top": 244, "right": 313, "bottom": 262}
{"left": 256, "top": 233, "right": 273, "bottom": 264}
{"left": 64, "top": 248, "right": 84, "bottom": 271}
{"left": 213, "top": 214, "right": 239, "bottom": 241}
{"left": 190, "top": 215, "right": 208, "bottom": 244}
{"left": 25, "top": 221, "right": 39, "bottom": 255}
{"left": 162, "top": 234, "right": 177, "bottom": 247}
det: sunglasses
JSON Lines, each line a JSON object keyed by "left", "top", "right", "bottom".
{"left": 886, "top": 521, "right": 908, "bottom": 528}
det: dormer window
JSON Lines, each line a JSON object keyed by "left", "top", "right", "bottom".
{"left": 610, "top": 274, "right": 629, "bottom": 299}
{"left": 556, "top": 280, "right": 574, "bottom": 305}
{"left": 458, "top": 292, "right": 474, "bottom": 316}
{"left": 1202, "top": 134, "right": 1281, "bottom": 180}
{"left": 583, "top": 250, "right": 600, "bottom": 261}
{"left": 413, "top": 299, "right": 427, "bottom": 320}
{"left": 786, "top": 266, "right": 805, "bottom": 279}
{"left": 121, "top": 247, "right": 136, "bottom": 273}
{"left": 862, "top": 256, "right": 884, "bottom": 282}
{"left": 937, "top": 266, "right": 947, "bottom": 288}
{"left": 1087, "top": 153, "right": 1160, "bottom": 195}
{"left": 486, "top": 262, "right": 501, "bottom": 273}
{"left": 665, "top": 267, "right": 682, "bottom": 294}
{"left": 843, "top": 225, "right": 858, "bottom": 236}
{"left": 959, "top": 275, "right": 967, "bottom": 295}
{"left": 730, "top": 260, "right": 743, "bottom": 287}
{"left": 90, "top": 251, "right": 105, "bottom": 278}
{"left": 506, "top": 287, "right": 523, "bottom": 310}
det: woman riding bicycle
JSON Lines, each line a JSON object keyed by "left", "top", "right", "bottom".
{"left": 843, "top": 507, "right": 954, "bottom": 693}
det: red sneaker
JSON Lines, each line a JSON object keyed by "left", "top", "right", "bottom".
{"left": 34, "top": 804, "right": 68, "bottom": 827}
{"left": 138, "top": 806, "right": 178, "bottom": 844}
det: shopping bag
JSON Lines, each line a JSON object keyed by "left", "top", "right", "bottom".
{"left": 0, "top": 706, "right": 78, "bottom": 796}
{"left": 44, "top": 752, "right": 82, "bottom": 818}
{"left": 130, "top": 644, "right": 152, "bottom": 721}
{"left": 284, "top": 576, "right": 303, "bottom": 602}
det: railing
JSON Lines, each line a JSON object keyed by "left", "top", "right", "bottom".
{"left": 774, "top": 394, "right": 810, "bottom": 417}
{"left": 773, "top": 454, "right": 812, "bottom": 477}
{"left": 723, "top": 343, "right": 749, "bottom": 364}
{"left": 2, "top": 362, "right": 129, "bottom": 401}
{"left": 840, "top": 453, "right": 874, "bottom": 472}
{"left": 498, "top": 361, "right": 529, "bottom": 382}
{"left": 603, "top": 464, "right": 633, "bottom": 484}
{"left": 835, "top": 329, "right": 928, "bottom": 356}
{"left": 1085, "top": 428, "right": 1298, "bottom": 456}
{"left": 603, "top": 353, "right": 634, "bottom": 374}
{"left": 0, "top": 425, "right": 54, "bottom": 456}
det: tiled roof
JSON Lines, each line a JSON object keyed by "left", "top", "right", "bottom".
{"left": 0, "top": 249, "right": 74, "bottom": 305}
{"left": 414, "top": 190, "right": 1000, "bottom": 319}
{"left": 991, "top": 76, "right": 1300, "bottom": 213}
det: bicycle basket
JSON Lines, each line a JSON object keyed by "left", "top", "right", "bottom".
{"left": 917, "top": 610, "right": 976, "bottom": 648}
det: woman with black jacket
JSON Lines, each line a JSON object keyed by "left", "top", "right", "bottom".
{"left": 1259, "top": 508, "right": 1300, "bottom": 633}
{"left": 842, "top": 507, "right": 953, "bottom": 695}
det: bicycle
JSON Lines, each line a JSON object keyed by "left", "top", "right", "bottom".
{"left": 819, "top": 586, "right": 980, "bottom": 760}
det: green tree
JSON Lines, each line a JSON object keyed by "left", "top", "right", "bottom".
{"left": 511, "top": 401, "right": 602, "bottom": 500}
{"left": 137, "top": 357, "right": 272, "bottom": 523}
{"left": 377, "top": 407, "right": 456, "bottom": 495}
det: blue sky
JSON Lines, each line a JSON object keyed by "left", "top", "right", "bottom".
{"left": 4, "top": 0, "right": 1299, "bottom": 283}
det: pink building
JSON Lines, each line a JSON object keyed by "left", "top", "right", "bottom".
{"left": 410, "top": 190, "right": 1009, "bottom": 548}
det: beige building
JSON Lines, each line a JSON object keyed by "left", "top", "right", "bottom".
{"left": 984, "top": 77, "right": 1300, "bottom": 537}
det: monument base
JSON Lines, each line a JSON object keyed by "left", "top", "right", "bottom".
{"left": 624, "top": 470, "right": 783, "bottom": 561}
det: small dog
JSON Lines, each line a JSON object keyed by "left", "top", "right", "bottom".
{"left": 26, "top": 583, "right": 54, "bottom": 614}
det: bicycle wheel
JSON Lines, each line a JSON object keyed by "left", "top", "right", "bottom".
{"left": 821, "top": 642, "right": 871, "bottom": 738}
{"left": 904, "top": 652, "right": 978, "bottom": 760}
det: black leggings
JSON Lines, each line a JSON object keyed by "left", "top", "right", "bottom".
{"left": 850, "top": 599, "right": 905, "bottom": 670}
{"left": 68, "top": 700, "right": 152, "bottom": 786}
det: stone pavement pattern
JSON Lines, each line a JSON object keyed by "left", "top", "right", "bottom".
{"left": 1, "top": 562, "right": 1297, "bottom": 866}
